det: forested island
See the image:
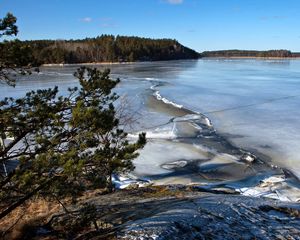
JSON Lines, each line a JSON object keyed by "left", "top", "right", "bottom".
{"left": 3, "top": 36, "right": 300, "bottom": 68}
{"left": 201, "top": 49, "right": 300, "bottom": 58}
{"left": 1, "top": 35, "right": 200, "bottom": 65}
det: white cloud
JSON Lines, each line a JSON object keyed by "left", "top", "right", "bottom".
{"left": 166, "top": 0, "right": 183, "bottom": 5}
{"left": 80, "top": 17, "right": 92, "bottom": 23}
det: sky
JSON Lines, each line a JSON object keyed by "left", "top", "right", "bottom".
{"left": 1, "top": 0, "right": 300, "bottom": 52}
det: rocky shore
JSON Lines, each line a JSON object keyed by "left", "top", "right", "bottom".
{"left": 34, "top": 185, "right": 300, "bottom": 240}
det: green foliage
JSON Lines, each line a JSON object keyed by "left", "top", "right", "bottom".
{"left": 0, "top": 67, "right": 146, "bottom": 219}
{"left": 5, "top": 35, "right": 200, "bottom": 64}
{"left": 0, "top": 13, "right": 39, "bottom": 86}
{"left": 0, "top": 12, "right": 18, "bottom": 37}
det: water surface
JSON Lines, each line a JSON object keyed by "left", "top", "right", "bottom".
{"left": 1, "top": 59, "right": 300, "bottom": 201}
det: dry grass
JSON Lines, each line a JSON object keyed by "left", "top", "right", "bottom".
{"left": 0, "top": 198, "right": 61, "bottom": 239}
{"left": 0, "top": 189, "right": 109, "bottom": 239}
{"left": 0, "top": 186, "right": 193, "bottom": 239}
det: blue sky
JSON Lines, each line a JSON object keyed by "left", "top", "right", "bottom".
{"left": 1, "top": 0, "right": 300, "bottom": 52}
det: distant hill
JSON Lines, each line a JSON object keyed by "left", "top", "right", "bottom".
{"left": 8, "top": 35, "right": 200, "bottom": 64}
{"left": 201, "top": 49, "right": 300, "bottom": 58}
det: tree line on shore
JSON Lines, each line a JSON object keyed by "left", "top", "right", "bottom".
{"left": 201, "top": 49, "right": 300, "bottom": 58}
{"left": 1, "top": 35, "right": 200, "bottom": 65}
{"left": 2, "top": 35, "right": 298, "bottom": 68}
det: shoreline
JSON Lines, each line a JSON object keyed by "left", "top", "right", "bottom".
{"left": 41, "top": 57, "right": 300, "bottom": 67}
{"left": 42, "top": 61, "right": 136, "bottom": 67}
{"left": 130, "top": 82, "right": 300, "bottom": 202}
{"left": 202, "top": 56, "right": 300, "bottom": 60}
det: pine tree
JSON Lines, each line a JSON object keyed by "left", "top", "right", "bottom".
{"left": 0, "top": 13, "right": 38, "bottom": 86}
{"left": 0, "top": 66, "right": 146, "bottom": 220}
